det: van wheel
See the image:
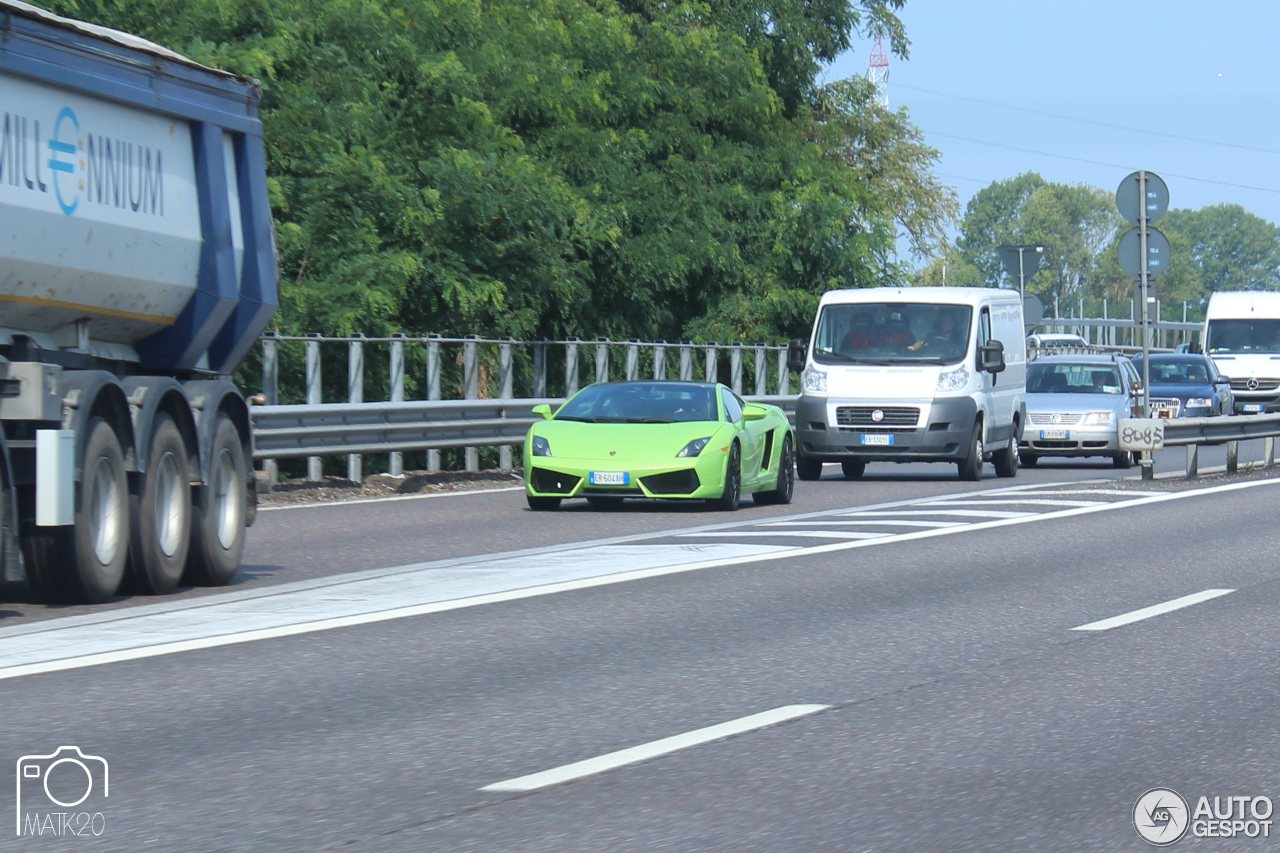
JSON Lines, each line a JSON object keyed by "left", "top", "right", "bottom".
{"left": 993, "top": 432, "right": 1019, "bottom": 478}
{"left": 841, "top": 460, "right": 866, "bottom": 479}
{"left": 957, "top": 425, "right": 984, "bottom": 482}
{"left": 796, "top": 452, "right": 823, "bottom": 481}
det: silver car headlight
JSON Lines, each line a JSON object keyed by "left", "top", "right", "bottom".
{"left": 676, "top": 437, "right": 712, "bottom": 458}
{"left": 802, "top": 367, "right": 828, "bottom": 394}
{"left": 1185, "top": 397, "right": 1212, "bottom": 408}
{"left": 1082, "top": 411, "right": 1114, "bottom": 425}
{"left": 531, "top": 435, "right": 552, "bottom": 457}
{"left": 936, "top": 365, "right": 970, "bottom": 393}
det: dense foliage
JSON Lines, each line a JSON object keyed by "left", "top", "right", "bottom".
{"left": 40, "top": 0, "right": 948, "bottom": 343}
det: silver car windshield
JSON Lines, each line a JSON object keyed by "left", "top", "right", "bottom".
{"left": 1028, "top": 364, "right": 1123, "bottom": 394}
{"left": 812, "top": 303, "right": 973, "bottom": 365}
{"left": 1205, "top": 319, "right": 1280, "bottom": 354}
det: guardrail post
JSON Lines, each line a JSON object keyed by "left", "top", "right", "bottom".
{"left": 730, "top": 346, "right": 743, "bottom": 394}
{"left": 1267, "top": 436, "right": 1276, "bottom": 468}
{"left": 427, "top": 337, "right": 441, "bottom": 471}
{"left": 533, "top": 340, "right": 547, "bottom": 398}
{"left": 465, "top": 336, "right": 480, "bottom": 472}
{"left": 499, "top": 340, "right": 513, "bottom": 470}
{"left": 261, "top": 335, "right": 279, "bottom": 486}
{"left": 654, "top": 343, "right": 666, "bottom": 380}
{"left": 679, "top": 345, "right": 692, "bottom": 381}
{"left": 566, "top": 340, "right": 579, "bottom": 396}
{"left": 755, "top": 346, "right": 767, "bottom": 396}
{"left": 1226, "top": 439, "right": 1238, "bottom": 474}
{"left": 306, "top": 336, "right": 322, "bottom": 482}
{"left": 595, "top": 339, "right": 610, "bottom": 384}
{"left": 777, "top": 348, "right": 789, "bottom": 395}
{"left": 388, "top": 335, "right": 405, "bottom": 477}
{"left": 705, "top": 346, "right": 717, "bottom": 383}
{"left": 1186, "top": 444, "right": 1199, "bottom": 479}
{"left": 626, "top": 341, "right": 639, "bottom": 381}
{"left": 348, "top": 336, "right": 364, "bottom": 483}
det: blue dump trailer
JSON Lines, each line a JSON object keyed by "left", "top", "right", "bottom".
{"left": 0, "top": 1, "right": 278, "bottom": 602}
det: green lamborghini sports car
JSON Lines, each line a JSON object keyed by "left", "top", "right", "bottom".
{"left": 524, "top": 381, "right": 795, "bottom": 511}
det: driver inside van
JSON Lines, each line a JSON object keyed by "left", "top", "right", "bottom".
{"left": 909, "top": 310, "right": 965, "bottom": 353}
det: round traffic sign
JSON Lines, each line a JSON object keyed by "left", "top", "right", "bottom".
{"left": 1116, "top": 171, "right": 1169, "bottom": 224}
{"left": 1117, "top": 226, "right": 1171, "bottom": 279}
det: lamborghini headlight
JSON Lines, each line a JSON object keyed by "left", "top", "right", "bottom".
{"left": 1082, "top": 411, "right": 1113, "bottom": 425}
{"left": 677, "top": 437, "right": 712, "bottom": 458}
{"left": 531, "top": 436, "right": 552, "bottom": 457}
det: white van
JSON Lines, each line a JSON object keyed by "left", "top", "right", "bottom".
{"left": 1202, "top": 291, "right": 1280, "bottom": 413}
{"left": 787, "top": 287, "right": 1027, "bottom": 481}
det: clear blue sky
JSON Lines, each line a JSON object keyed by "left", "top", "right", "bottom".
{"left": 823, "top": 1, "right": 1280, "bottom": 266}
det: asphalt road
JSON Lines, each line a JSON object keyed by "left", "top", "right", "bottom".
{"left": 2, "top": 451, "right": 1278, "bottom": 851}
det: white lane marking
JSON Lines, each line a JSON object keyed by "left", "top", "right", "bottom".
{"left": 1070, "top": 589, "right": 1235, "bottom": 631}
{"left": 259, "top": 485, "right": 524, "bottom": 511}
{"left": 480, "top": 704, "right": 830, "bottom": 793}
{"left": 676, "top": 530, "right": 887, "bottom": 540}
{"left": 761, "top": 520, "right": 965, "bottom": 528}
{"left": 921, "top": 498, "right": 1105, "bottom": 508}
{"left": 1002, "top": 488, "right": 1165, "bottom": 497}
{"left": 838, "top": 509, "right": 1031, "bottom": 519}
{"left": 3, "top": 478, "right": 1277, "bottom": 681}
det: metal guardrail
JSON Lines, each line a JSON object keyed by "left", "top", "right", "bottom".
{"left": 250, "top": 395, "right": 799, "bottom": 462}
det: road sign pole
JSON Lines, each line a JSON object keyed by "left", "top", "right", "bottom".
{"left": 1138, "top": 171, "right": 1154, "bottom": 479}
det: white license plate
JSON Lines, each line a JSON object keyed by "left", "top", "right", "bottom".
{"left": 1039, "top": 429, "right": 1069, "bottom": 440}
{"left": 589, "top": 471, "right": 629, "bottom": 486}
{"left": 860, "top": 434, "right": 894, "bottom": 446}
{"left": 1243, "top": 404, "right": 1264, "bottom": 413}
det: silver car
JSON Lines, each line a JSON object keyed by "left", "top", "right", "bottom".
{"left": 1019, "top": 354, "right": 1143, "bottom": 468}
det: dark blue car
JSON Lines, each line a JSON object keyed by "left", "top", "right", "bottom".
{"left": 1131, "top": 354, "right": 1233, "bottom": 417}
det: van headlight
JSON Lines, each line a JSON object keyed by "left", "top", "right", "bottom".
{"left": 936, "top": 365, "right": 970, "bottom": 393}
{"left": 802, "top": 367, "right": 827, "bottom": 394}
{"left": 1082, "top": 411, "right": 1113, "bottom": 425}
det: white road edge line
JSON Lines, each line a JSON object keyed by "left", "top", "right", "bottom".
{"left": 1070, "top": 589, "right": 1236, "bottom": 631}
{"left": 479, "top": 704, "right": 830, "bottom": 793}
{"left": 258, "top": 485, "right": 524, "bottom": 511}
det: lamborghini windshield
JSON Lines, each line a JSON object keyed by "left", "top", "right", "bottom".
{"left": 812, "top": 303, "right": 973, "bottom": 365}
{"left": 556, "top": 382, "right": 719, "bottom": 424}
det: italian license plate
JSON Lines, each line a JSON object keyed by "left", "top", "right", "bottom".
{"left": 1243, "top": 404, "right": 1264, "bottom": 413}
{"left": 589, "top": 471, "right": 629, "bottom": 486}
{"left": 860, "top": 434, "right": 893, "bottom": 446}
{"left": 1040, "top": 428, "right": 1069, "bottom": 440}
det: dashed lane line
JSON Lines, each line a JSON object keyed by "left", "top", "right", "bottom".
{"left": 1070, "top": 589, "right": 1236, "bottom": 631}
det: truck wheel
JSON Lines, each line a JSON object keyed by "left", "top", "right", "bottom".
{"left": 957, "top": 424, "right": 984, "bottom": 482}
{"left": 796, "top": 451, "right": 823, "bottom": 481}
{"left": 23, "top": 417, "right": 129, "bottom": 603}
{"left": 754, "top": 435, "right": 795, "bottom": 505}
{"left": 993, "top": 432, "right": 1019, "bottom": 478}
{"left": 841, "top": 460, "right": 866, "bottom": 479}
{"left": 127, "top": 413, "right": 191, "bottom": 594}
{"left": 186, "top": 414, "right": 246, "bottom": 586}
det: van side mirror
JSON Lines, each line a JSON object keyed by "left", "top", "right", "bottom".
{"left": 787, "top": 338, "right": 808, "bottom": 374}
{"left": 979, "top": 340, "right": 1006, "bottom": 374}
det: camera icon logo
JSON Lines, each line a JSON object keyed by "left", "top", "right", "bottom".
{"left": 15, "top": 746, "right": 109, "bottom": 836}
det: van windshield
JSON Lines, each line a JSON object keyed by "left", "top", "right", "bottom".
{"left": 812, "top": 303, "right": 973, "bottom": 365}
{"left": 1205, "top": 319, "right": 1280, "bottom": 354}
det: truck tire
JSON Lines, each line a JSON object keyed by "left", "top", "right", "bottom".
{"left": 186, "top": 414, "right": 246, "bottom": 586}
{"left": 23, "top": 417, "right": 129, "bottom": 603}
{"left": 127, "top": 413, "right": 191, "bottom": 594}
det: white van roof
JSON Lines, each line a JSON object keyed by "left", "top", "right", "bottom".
{"left": 1206, "top": 291, "right": 1280, "bottom": 318}
{"left": 817, "top": 286, "right": 1022, "bottom": 309}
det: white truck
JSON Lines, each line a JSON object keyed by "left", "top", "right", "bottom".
{"left": 0, "top": 1, "right": 277, "bottom": 602}
{"left": 787, "top": 287, "right": 1027, "bottom": 481}
{"left": 1201, "top": 291, "right": 1280, "bottom": 414}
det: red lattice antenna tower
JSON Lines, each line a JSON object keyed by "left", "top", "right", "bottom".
{"left": 867, "top": 36, "right": 890, "bottom": 109}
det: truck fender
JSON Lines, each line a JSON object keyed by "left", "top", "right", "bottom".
{"left": 54, "top": 371, "right": 135, "bottom": 478}
{"left": 180, "top": 378, "right": 250, "bottom": 485}
{"left": 121, "top": 377, "right": 200, "bottom": 480}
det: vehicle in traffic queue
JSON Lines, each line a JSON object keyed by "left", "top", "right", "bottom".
{"left": 1202, "top": 291, "right": 1280, "bottom": 413}
{"left": 1129, "top": 353, "right": 1234, "bottom": 418}
{"left": 523, "top": 381, "right": 795, "bottom": 511}
{"left": 1019, "top": 353, "right": 1144, "bottom": 468}
{"left": 788, "top": 287, "right": 1027, "bottom": 482}
{"left": 1026, "top": 332, "right": 1089, "bottom": 350}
